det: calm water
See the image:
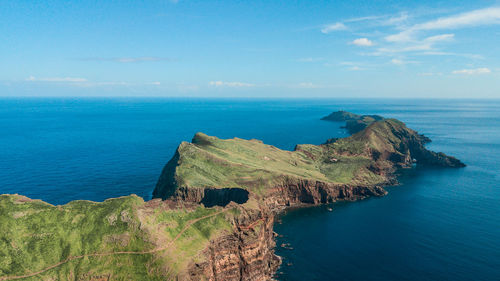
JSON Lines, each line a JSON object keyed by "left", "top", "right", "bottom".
{"left": 1, "top": 98, "right": 499, "bottom": 280}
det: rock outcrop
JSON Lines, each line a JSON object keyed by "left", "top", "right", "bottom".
{"left": 186, "top": 206, "right": 280, "bottom": 281}
{"left": 263, "top": 178, "right": 388, "bottom": 211}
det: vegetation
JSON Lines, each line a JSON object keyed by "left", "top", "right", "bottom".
{"left": 1, "top": 112, "right": 463, "bottom": 280}
{"left": 0, "top": 194, "right": 235, "bottom": 280}
{"left": 160, "top": 116, "right": 460, "bottom": 199}
{"left": 169, "top": 131, "right": 388, "bottom": 194}
{"left": 321, "top": 110, "right": 385, "bottom": 134}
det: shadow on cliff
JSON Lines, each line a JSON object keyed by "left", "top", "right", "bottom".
{"left": 200, "top": 188, "right": 249, "bottom": 207}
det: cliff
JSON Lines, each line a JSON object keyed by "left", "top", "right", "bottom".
{"left": 186, "top": 203, "right": 280, "bottom": 280}
{"left": 0, "top": 194, "right": 278, "bottom": 281}
{"left": 154, "top": 118, "right": 464, "bottom": 206}
{"left": 0, "top": 112, "right": 465, "bottom": 281}
{"left": 152, "top": 113, "right": 464, "bottom": 280}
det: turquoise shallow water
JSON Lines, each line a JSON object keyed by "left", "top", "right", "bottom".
{"left": 1, "top": 98, "right": 499, "bottom": 280}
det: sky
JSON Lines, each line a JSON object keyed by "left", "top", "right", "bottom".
{"left": 1, "top": 0, "right": 500, "bottom": 98}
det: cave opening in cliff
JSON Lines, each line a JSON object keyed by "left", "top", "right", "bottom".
{"left": 200, "top": 188, "right": 249, "bottom": 207}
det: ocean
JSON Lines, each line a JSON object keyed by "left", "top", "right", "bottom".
{"left": 1, "top": 98, "right": 499, "bottom": 280}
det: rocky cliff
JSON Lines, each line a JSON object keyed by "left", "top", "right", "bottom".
{"left": 0, "top": 194, "right": 280, "bottom": 281}
{"left": 0, "top": 112, "right": 465, "bottom": 281}
{"left": 186, "top": 205, "right": 280, "bottom": 281}
{"left": 152, "top": 112, "right": 465, "bottom": 280}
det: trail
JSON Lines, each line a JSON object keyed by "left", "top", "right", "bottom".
{"left": 238, "top": 217, "right": 265, "bottom": 231}
{"left": 0, "top": 210, "right": 226, "bottom": 280}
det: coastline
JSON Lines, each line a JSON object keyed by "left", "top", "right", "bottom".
{"left": 0, "top": 112, "right": 466, "bottom": 280}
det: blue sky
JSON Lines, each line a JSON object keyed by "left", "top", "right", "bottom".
{"left": 1, "top": 0, "right": 500, "bottom": 98}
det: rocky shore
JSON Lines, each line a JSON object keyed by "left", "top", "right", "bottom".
{"left": 0, "top": 112, "right": 464, "bottom": 281}
{"left": 153, "top": 112, "right": 465, "bottom": 280}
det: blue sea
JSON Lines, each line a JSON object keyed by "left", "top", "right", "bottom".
{"left": 1, "top": 98, "right": 499, "bottom": 280}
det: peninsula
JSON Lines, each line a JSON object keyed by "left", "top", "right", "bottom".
{"left": 0, "top": 112, "right": 464, "bottom": 280}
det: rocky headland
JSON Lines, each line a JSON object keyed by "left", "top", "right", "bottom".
{"left": 0, "top": 112, "right": 464, "bottom": 280}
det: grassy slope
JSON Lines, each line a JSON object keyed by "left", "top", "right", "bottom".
{"left": 172, "top": 132, "right": 387, "bottom": 193}
{"left": 0, "top": 194, "right": 235, "bottom": 280}
{"left": 332, "top": 119, "right": 405, "bottom": 153}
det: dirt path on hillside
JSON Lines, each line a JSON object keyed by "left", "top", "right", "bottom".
{"left": 0, "top": 210, "right": 226, "bottom": 280}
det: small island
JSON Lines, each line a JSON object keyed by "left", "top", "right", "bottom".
{"left": 321, "top": 110, "right": 385, "bottom": 134}
{"left": 0, "top": 112, "right": 465, "bottom": 280}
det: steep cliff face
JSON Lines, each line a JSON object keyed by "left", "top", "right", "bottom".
{"left": 152, "top": 112, "right": 465, "bottom": 280}
{"left": 262, "top": 178, "right": 388, "bottom": 211}
{"left": 0, "top": 195, "right": 250, "bottom": 281}
{"left": 153, "top": 147, "right": 181, "bottom": 200}
{"left": 159, "top": 180, "right": 388, "bottom": 210}
{"left": 169, "top": 179, "right": 390, "bottom": 280}
{"left": 186, "top": 206, "right": 280, "bottom": 281}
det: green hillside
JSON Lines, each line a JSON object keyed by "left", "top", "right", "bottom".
{"left": 0, "top": 194, "right": 235, "bottom": 280}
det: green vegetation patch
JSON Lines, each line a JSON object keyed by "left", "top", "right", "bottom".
{"left": 171, "top": 132, "right": 387, "bottom": 193}
{"left": 137, "top": 204, "right": 235, "bottom": 276}
{"left": 0, "top": 194, "right": 158, "bottom": 280}
{"left": 0, "top": 194, "right": 236, "bottom": 280}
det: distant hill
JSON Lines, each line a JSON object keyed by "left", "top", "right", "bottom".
{"left": 321, "top": 110, "right": 385, "bottom": 134}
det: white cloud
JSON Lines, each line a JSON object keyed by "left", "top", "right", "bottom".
{"left": 414, "top": 7, "right": 500, "bottom": 30}
{"left": 374, "top": 33, "right": 454, "bottom": 54}
{"left": 383, "top": 12, "right": 409, "bottom": 26}
{"left": 321, "top": 22, "right": 347, "bottom": 33}
{"left": 419, "top": 51, "right": 483, "bottom": 59}
{"left": 345, "top": 15, "right": 385, "bottom": 23}
{"left": 391, "top": 59, "right": 404, "bottom": 65}
{"left": 26, "top": 76, "right": 87, "bottom": 82}
{"left": 390, "top": 58, "right": 418, "bottom": 65}
{"left": 351, "top": 38, "right": 374, "bottom": 46}
{"left": 452, "top": 68, "right": 491, "bottom": 75}
{"left": 320, "top": 13, "right": 407, "bottom": 35}
{"left": 209, "top": 81, "right": 255, "bottom": 87}
{"left": 424, "top": 33, "right": 455, "bottom": 42}
{"left": 342, "top": 12, "right": 409, "bottom": 26}
{"left": 385, "top": 31, "right": 413, "bottom": 43}
{"left": 386, "top": 7, "right": 500, "bottom": 42}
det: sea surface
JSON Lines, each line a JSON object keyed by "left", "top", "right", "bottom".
{"left": 1, "top": 98, "right": 499, "bottom": 280}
